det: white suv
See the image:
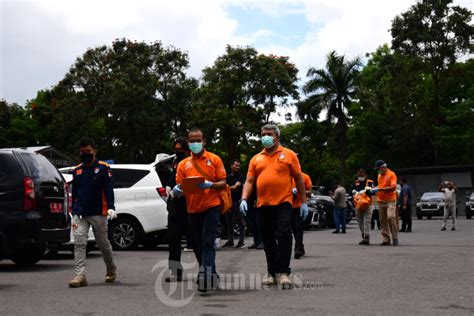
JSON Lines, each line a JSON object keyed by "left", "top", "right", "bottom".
{"left": 60, "top": 154, "right": 174, "bottom": 250}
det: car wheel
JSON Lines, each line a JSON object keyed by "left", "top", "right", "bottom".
{"left": 427, "top": 215, "right": 432, "bottom": 220}
{"left": 142, "top": 231, "right": 167, "bottom": 249}
{"left": 11, "top": 245, "right": 45, "bottom": 265}
{"left": 109, "top": 217, "right": 142, "bottom": 250}
{"left": 417, "top": 214, "right": 422, "bottom": 220}
{"left": 467, "top": 213, "right": 472, "bottom": 219}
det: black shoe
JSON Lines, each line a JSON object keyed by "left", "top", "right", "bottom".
{"left": 341, "top": 230, "right": 346, "bottom": 234}
{"left": 451, "top": 227, "right": 456, "bottom": 231}
{"left": 256, "top": 243, "right": 264, "bottom": 250}
{"left": 359, "top": 239, "right": 369, "bottom": 245}
{"left": 392, "top": 239, "right": 399, "bottom": 246}
{"left": 332, "top": 230, "right": 340, "bottom": 234}
{"left": 235, "top": 241, "right": 245, "bottom": 249}
{"left": 441, "top": 227, "right": 446, "bottom": 231}
{"left": 399, "top": 229, "right": 406, "bottom": 232}
{"left": 380, "top": 241, "right": 391, "bottom": 246}
{"left": 294, "top": 249, "right": 305, "bottom": 259}
{"left": 406, "top": 229, "right": 412, "bottom": 232}
{"left": 222, "top": 240, "right": 234, "bottom": 248}
{"left": 248, "top": 243, "right": 257, "bottom": 249}
{"left": 165, "top": 271, "right": 183, "bottom": 283}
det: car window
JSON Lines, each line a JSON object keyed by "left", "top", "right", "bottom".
{"left": 113, "top": 168, "right": 150, "bottom": 188}
{"left": 422, "top": 193, "right": 444, "bottom": 199}
{"left": 18, "top": 153, "right": 62, "bottom": 182}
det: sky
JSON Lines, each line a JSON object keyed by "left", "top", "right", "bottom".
{"left": 1, "top": 0, "right": 473, "bottom": 112}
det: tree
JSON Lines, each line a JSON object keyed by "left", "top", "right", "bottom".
{"left": 299, "top": 51, "right": 361, "bottom": 184}
{"left": 196, "top": 46, "right": 299, "bottom": 163}
{"left": 29, "top": 39, "right": 196, "bottom": 162}
{"left": 391, "top": 0, "right": 474, "bottom": 159}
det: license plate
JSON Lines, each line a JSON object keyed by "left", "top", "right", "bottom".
{"left": 50, "top": 202, "right": 63, "bottom": 213}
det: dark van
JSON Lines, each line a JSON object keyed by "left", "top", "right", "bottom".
{"left": 0, "top": 149, "right": 70, "bottom": 265}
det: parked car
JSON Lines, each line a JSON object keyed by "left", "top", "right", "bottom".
{"left": 416, "top": 192, "right": 446, "bottom": 219}
{"left": 59, "top": 154, "right": 173, "bottom": 250}
{"left": 305, "top": 193, "right": 353, "bottom": 229}
{"left": 0, "top": 149, "right": 70, "bottom": 265}
{"left": 465, "top": 193, "right": 474, "bottom": 219}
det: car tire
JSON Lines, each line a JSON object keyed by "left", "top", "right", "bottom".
{"left": 109, "top": 217, "right": 142, "bottom": 250}
{"left": 466, "top": 213, "right": 472, "bottom": 219}
{"left": 427, "top": 215, "right": 432, "bottom": 220}
{"left": 417, "top": 214, "right": 422, "bottom": 220}
{"left": 11, "top": 245, "right": 45, "bottom": 265}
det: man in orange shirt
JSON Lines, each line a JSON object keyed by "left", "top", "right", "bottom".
{"left": 174, "top": 128, "right": 227, "bottom": 292}
{"left": 291, "top": 171, "right": 312, "bottom": 259}
{"left": 370, "top": 160, "right": 399, "bottom": 246}
{"left": 240, "top": 124, "right": 308, "bottom": 289}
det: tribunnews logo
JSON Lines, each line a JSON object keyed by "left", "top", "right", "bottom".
{"left": 152, "top": 259, "right": 323, "bottom": 307}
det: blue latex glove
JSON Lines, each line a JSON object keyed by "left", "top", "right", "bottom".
{"left": 368, "top": 187, "right": 379, "bottom": 195}
{"left": 197, "top": 180, "right": 213, "bottom": 189}
{"left": 300, "top": 202, "right": 309, "bottom": 220}
{"left": 239, "top": 200, "right": 248, "bottom": 216}
{"left": 292, "top": 188, "right": 298, "bottom": 196}
{"left": 172, "top": 184, "right": 183, "bottom": 198}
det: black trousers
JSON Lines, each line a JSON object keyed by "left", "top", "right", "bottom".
{"left": 224, "top": 201, "right": 246, "bottom": 243}
{"left": 400, "top": 205, "right": 412, "bottom": 231}
{"left": 291, "top": 208, "right": 304, "bottom": 252}
{"left": 259, "top": 202, "right": 293, "bottom": 276}
{"left": 371, "top": 208, "right": 381, "bottom": 230}
{"left": 167, "top": 197, "right": 192, "bottom": 275}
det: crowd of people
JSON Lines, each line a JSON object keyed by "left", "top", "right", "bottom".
{"left": 67, "top": 126, "right": 459, "bottom": 293}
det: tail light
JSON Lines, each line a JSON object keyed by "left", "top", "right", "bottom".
{"left": 157, "top": 187, "right": 167, "bottom": 198}
{"left": 23, "top": 177, "right": 36, "bottom": 211}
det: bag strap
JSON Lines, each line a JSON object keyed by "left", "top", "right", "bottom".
{"left": 190, "top": 158, "right": 216, "bottom": 182}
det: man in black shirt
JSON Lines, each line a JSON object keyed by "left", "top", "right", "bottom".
{"left": 223, "top": 160, "right": 246, "bottom": 248}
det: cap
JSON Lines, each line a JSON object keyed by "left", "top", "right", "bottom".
{"left": 374, "top": 160, "right": 386, "bottom": 170}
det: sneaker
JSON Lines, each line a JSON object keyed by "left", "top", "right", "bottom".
{"left": 441, "top": 227, "right": 446, "bottom": 231}
{"left": 235, "top": 241, "right": 245, "bottom": 249}
{"left": 406, "top": 229, "right": 412, "bottom": 232}
{"left": 248, "top": 243, "right": 257, "bottom": 249}
{"left": 262, "top": 275, "right": 277, "bottom": 286}
{"left": 451, "top": 227, "right": 456, "bottom": 231}
{"left": 294, "top": 249, "right": 305, "bottom": 259}
{"left": 69, "top": 275, "right": 88, "bottom": 288}
{"left": 332, "top": 230, "right": 340, "bottom": 234}
{"left": 392, "top": 239, "right": 399, "bottom": 246}
{"left": 256, "top": 243, "right": 265, "bottom": 250}
{"left": 279, "top": 273, "right": 292, "bottom": 289}
{"left": 358, "top": 239, "right": 370, "bottom": 245}
{"left": 222, "top": 240, "right": 234, "bottom": 248}
{"left": 341, "top": 230, "right": 346, "bottom": 234}
{"left": 380, "top": 241, "right": 391, "bottom": 246}
{"left": 105, "top": 265, "right": 117, "bottom": 283}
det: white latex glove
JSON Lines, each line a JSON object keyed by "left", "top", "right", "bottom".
{"left": 165, "top": 186, "right": 172, "bottom": 197}
{"left": 239, "top": 200, "right": 248, "bottom": 216}
{"left": 292, "top": 188, "right": 298, "bottom": 196}
{"left": 107, "top": 209, "right": 117, "bottom": 220}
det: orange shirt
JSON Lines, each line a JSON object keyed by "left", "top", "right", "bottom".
{"left": 377, "top": 168, "right": 397, "bottom": 202}
{"left": 176, "top": 150, "right": 226, "bottom": 213}
{"left": 292, "top": 172, "right": 312, "bottom": 208}
{"left": 247, "top": 145, "right": 301, "bottom": 208}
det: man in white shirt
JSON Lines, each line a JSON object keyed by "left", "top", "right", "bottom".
{"left": 439, "top": 181, "right": 458, "bottom": 231}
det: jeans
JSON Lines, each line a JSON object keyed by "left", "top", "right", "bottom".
{"left": 167, "top": 197, "right": 192, "bottom": 276}
{"left": 188, "top": 206, "right": 220, "bottom": 278}
{"left": 333, "top": 207, "right": 346, "bottom": 232}
{"left": 400, "top": 205, "right": 412, "bottom": 231}
{"left": 74, "top": 215, "right": 115, "bottom": 276}
{"left": 259, "top": 202, "right": 293, "bottom": 276}
{"left": 224, "top": 201, "right": 246, "bottom": 243}
{"left": 442, "top": 205, "right": 456, "bottom": 228}
{"left": 247, "top": 202, "right": 262, "bottom": 245}
{"left": 291, "top": 208, "right": 304, "bottom": 252}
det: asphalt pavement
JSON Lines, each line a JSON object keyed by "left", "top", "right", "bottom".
{"left": 1, "top": 218, "right": 473, "bottom": 315}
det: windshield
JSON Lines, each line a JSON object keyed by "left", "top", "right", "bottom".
{"left": 470, "top": 193, "right": 474, "bottom": 201}
{"left": 421, "top": 192, "right": 444, "bottom": 200}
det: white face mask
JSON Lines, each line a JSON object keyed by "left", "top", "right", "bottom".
{"left": 358, "top": 177, "right": 365, "bottom": 181}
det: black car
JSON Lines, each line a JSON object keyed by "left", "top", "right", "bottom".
{"left": 416, "top": 192, "right": 446, "bottom": 219}
{"left": 0, "top": 149, "right": 70, "bottom": 265}
{"left": 465, "top": 193, "right": 473, "bottom": 219}
{"left": 305, "top": 194, "right": 353, "bottom": 229}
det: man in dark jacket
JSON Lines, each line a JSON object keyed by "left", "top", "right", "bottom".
{"left": 69, "top": 137, "right": 117, "bottom": 288}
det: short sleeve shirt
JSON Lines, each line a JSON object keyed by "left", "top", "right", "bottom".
{"left": 377, "top": 169, "right": 397, "bottom": 202}
{"left": 176, "top": 150, "right": 226, "bottom": 213}
{"left": 292, "top": 172, "right": 312, "bottom": 208}
{"left": 247, "top": 145, "right": 301, "bottom": 208}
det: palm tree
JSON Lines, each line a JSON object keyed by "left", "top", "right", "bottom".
{"left": 298, "top": 51, "right": 361, "bottom": 184}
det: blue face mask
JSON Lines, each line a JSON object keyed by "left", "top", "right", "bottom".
{"left": 189, "top": 142, "right": 203, "bottom": 154}
{"left": 261, "top": 135, "right": 274, "bottom": 148}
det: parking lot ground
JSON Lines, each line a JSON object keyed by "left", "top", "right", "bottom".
{"left": 1, "top": 218, "right": 473, "bottom": 315}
